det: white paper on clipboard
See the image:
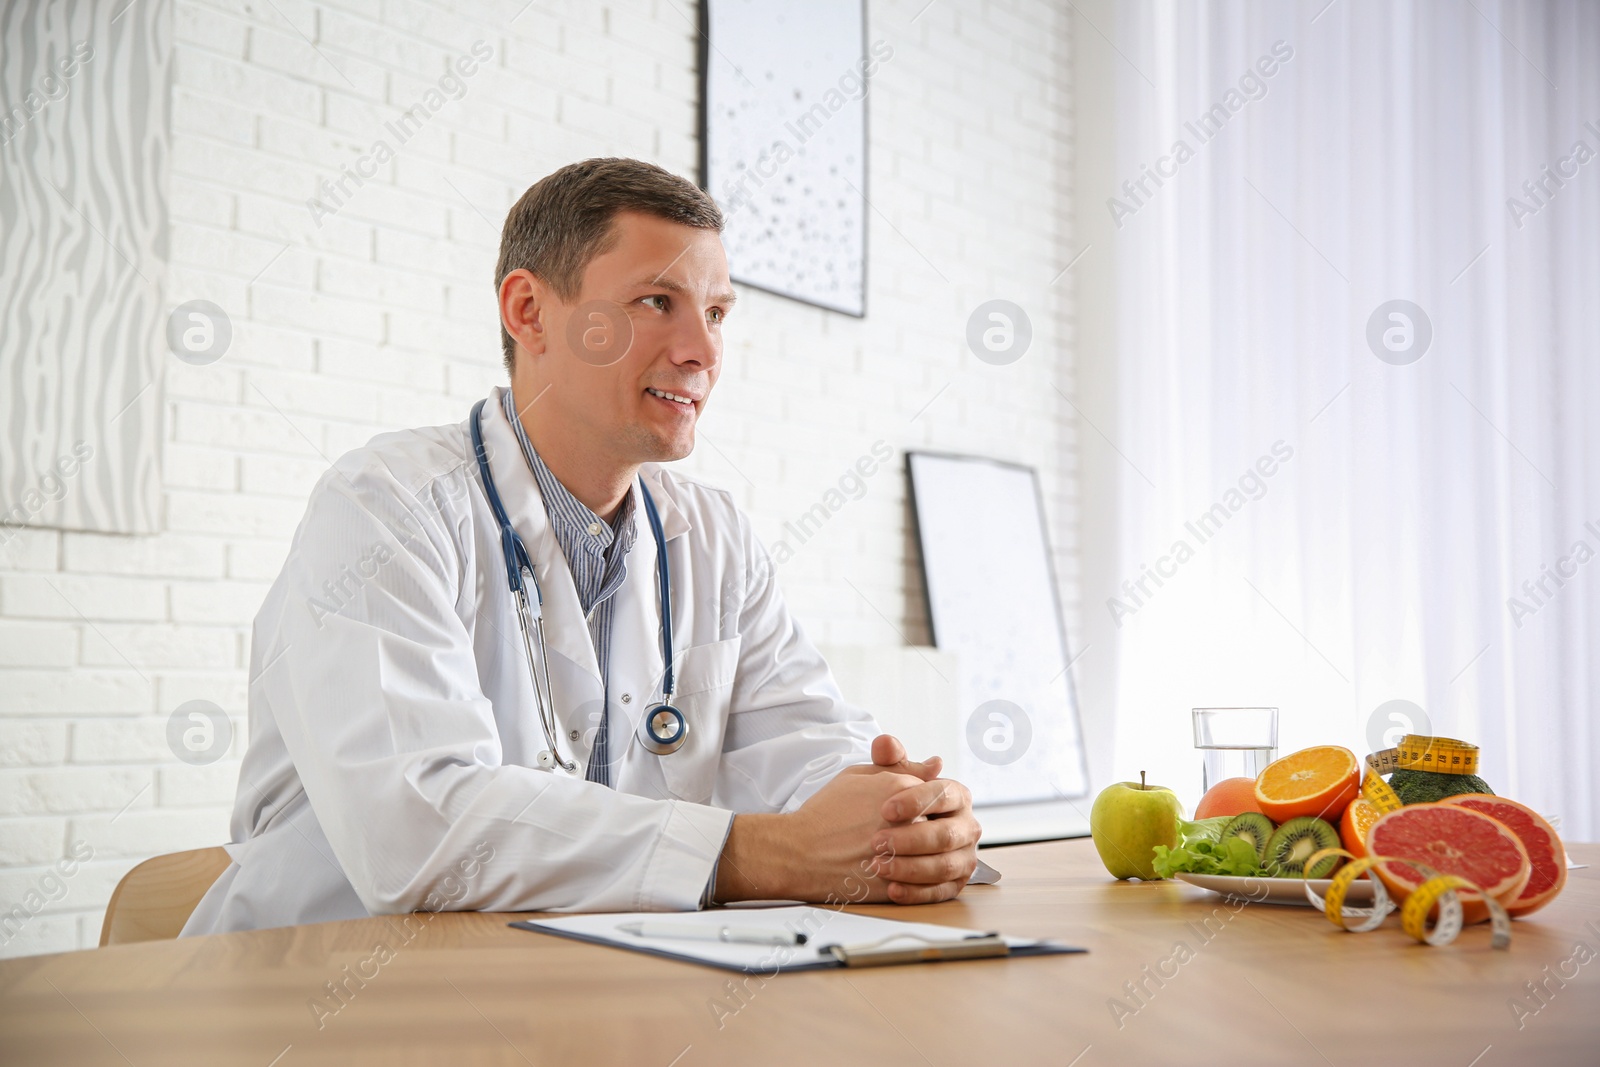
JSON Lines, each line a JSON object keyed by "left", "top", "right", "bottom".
{"left": 510, "top": 905, "right": 1075, "bottom": 973}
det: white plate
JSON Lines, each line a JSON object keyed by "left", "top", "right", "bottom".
{"left": 1175, "top": 872, "right": 1375, "bottom": 907}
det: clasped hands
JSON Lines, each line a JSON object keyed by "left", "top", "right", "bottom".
{"left": 715, "top": 735, "right": 981, "bottom": 906}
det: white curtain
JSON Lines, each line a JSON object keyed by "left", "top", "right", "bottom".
{"left": 1108, "top": 0, "right": 1599, "bottom": 839}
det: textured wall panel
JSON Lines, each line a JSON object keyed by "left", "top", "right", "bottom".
{"left": 1, "top": 0, "right": 168, "bottom": 539}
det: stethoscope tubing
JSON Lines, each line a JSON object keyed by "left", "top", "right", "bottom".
{"left": 470, "top": 399, "right": 683, "bottom": 771}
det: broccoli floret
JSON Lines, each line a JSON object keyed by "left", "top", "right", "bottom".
{"left": 1389, "top": 768, "right": 1494, "bottom": 805}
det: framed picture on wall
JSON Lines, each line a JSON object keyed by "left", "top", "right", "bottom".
{"left": 698, "top": 0, "right": 872, "bottom": 316}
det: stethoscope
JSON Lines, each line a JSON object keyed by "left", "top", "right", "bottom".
{"left": 471, "top": 399, "right": 686, "bottom": 773}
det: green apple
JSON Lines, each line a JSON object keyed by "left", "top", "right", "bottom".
{"left": 1090, "top": 773, "right": 1182, "bottom": 880}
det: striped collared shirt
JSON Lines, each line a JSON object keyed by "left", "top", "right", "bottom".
{"left": 502, "top": 389, "right": 636, "bottom": 788}
{"left": 503, "top": 391, "right": 722, "bottom": 906}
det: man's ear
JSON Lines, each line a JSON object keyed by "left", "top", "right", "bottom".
{"left": 499, "top": 269, "right": 549, "bottom": 361}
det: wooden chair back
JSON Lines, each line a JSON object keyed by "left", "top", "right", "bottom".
{"left": 99, "top": 846, "right": 232, "bottom": 946}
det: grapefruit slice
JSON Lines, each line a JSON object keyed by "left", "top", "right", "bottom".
{"left": 1254, "top": 746, "right": 1360, "bottom": 823}
{"left": 1339, "top": 798, "right": 1382, "bottom": 859}
{"left": 1368, "top": 804, "right": 1530, "bottom": 925}
{"left": 1442, "top": 794, "right": 1567, "bottom": 917}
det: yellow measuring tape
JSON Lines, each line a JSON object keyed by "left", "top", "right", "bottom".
{"left": 1334, "top": 736, "right": 1505, "bottom": 946}
{"left": 1302, "top": 847, "right": 1511, "bottom": 949}
{"left": 1361, "top": 734, "right": 1481, "bottom": 814}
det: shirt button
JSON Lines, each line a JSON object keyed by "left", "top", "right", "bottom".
{"left": 620, "top": 693, "right": 632, "bottom": 704}
{"left": 586, "top": 521, "right": 603, "bottom": 536}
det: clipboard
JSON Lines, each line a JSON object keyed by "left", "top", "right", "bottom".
{"left": 509, "top": 905, "right": 1084, "bottom": 973}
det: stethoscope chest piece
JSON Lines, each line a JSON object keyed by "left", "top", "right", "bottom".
{"left": 638, "top": 703, "right": 688, "bottom": 755}
{"left": 473, "top": 394, "right": 687, "bottom": 774}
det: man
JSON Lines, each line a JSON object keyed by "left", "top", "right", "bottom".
{"left": 184, "top": 158, "right": 979, "bottom": 935}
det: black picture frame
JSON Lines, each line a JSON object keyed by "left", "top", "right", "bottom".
{"left": 696, "top": 0, "right": 870, "bottom": 318}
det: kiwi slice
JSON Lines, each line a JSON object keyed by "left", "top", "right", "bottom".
{"left": 1219, "top": 812, "right": 1276, "bottom": 863}
{"left": 1264, "top": 816, "right": 1341, "bottom": 878}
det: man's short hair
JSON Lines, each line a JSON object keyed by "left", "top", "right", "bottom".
{"left": 495, "top": 158, "right": 724, "bottom": 374}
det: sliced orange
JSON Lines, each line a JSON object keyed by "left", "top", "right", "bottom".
{"left": 1339, "top": 797, "right": 1382, "bottom": 858}
{"left": 1253, "top": 745, "right": 1360, "bottom": 823}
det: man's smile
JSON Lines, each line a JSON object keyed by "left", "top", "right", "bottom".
{"left": 645, "top": 386, "right": 701, "bottom": 410}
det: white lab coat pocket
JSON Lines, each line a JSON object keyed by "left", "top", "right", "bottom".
{"left": 657, "top": 636, "right": 740, "bottom": 803}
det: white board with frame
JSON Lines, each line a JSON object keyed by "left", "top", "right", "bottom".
{"left": 906, "top": 452, "right": 1089, "bottom": 812}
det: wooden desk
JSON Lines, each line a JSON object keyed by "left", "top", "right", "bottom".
{"left": 2, "top": 839, "right": 1596, "bottom": 1066}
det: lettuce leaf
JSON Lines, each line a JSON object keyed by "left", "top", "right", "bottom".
{"left": 1176, "top": 816, "right": 1233, "bottom": 844}
{"left": 1152, "top": 817, "right": 1277, "bottom": 878}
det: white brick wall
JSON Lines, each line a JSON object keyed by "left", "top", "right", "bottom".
{"left": 0, "top": 0, "right": 1076, "bottom": 956}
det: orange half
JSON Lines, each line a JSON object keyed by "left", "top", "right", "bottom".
{"left": 1340, "top": 797, "right": 1382, "bottom": 858}
{"left": 1253, "top": 745, "right": 1360, "bottom": 823}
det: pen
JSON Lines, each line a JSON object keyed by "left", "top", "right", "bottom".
{"left": 616, "top": 921, "right": 808, "bottom": 947}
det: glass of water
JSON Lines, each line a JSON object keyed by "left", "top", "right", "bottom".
{"left": 1192, "top": 708, "right": 1279, "bottom": 794}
